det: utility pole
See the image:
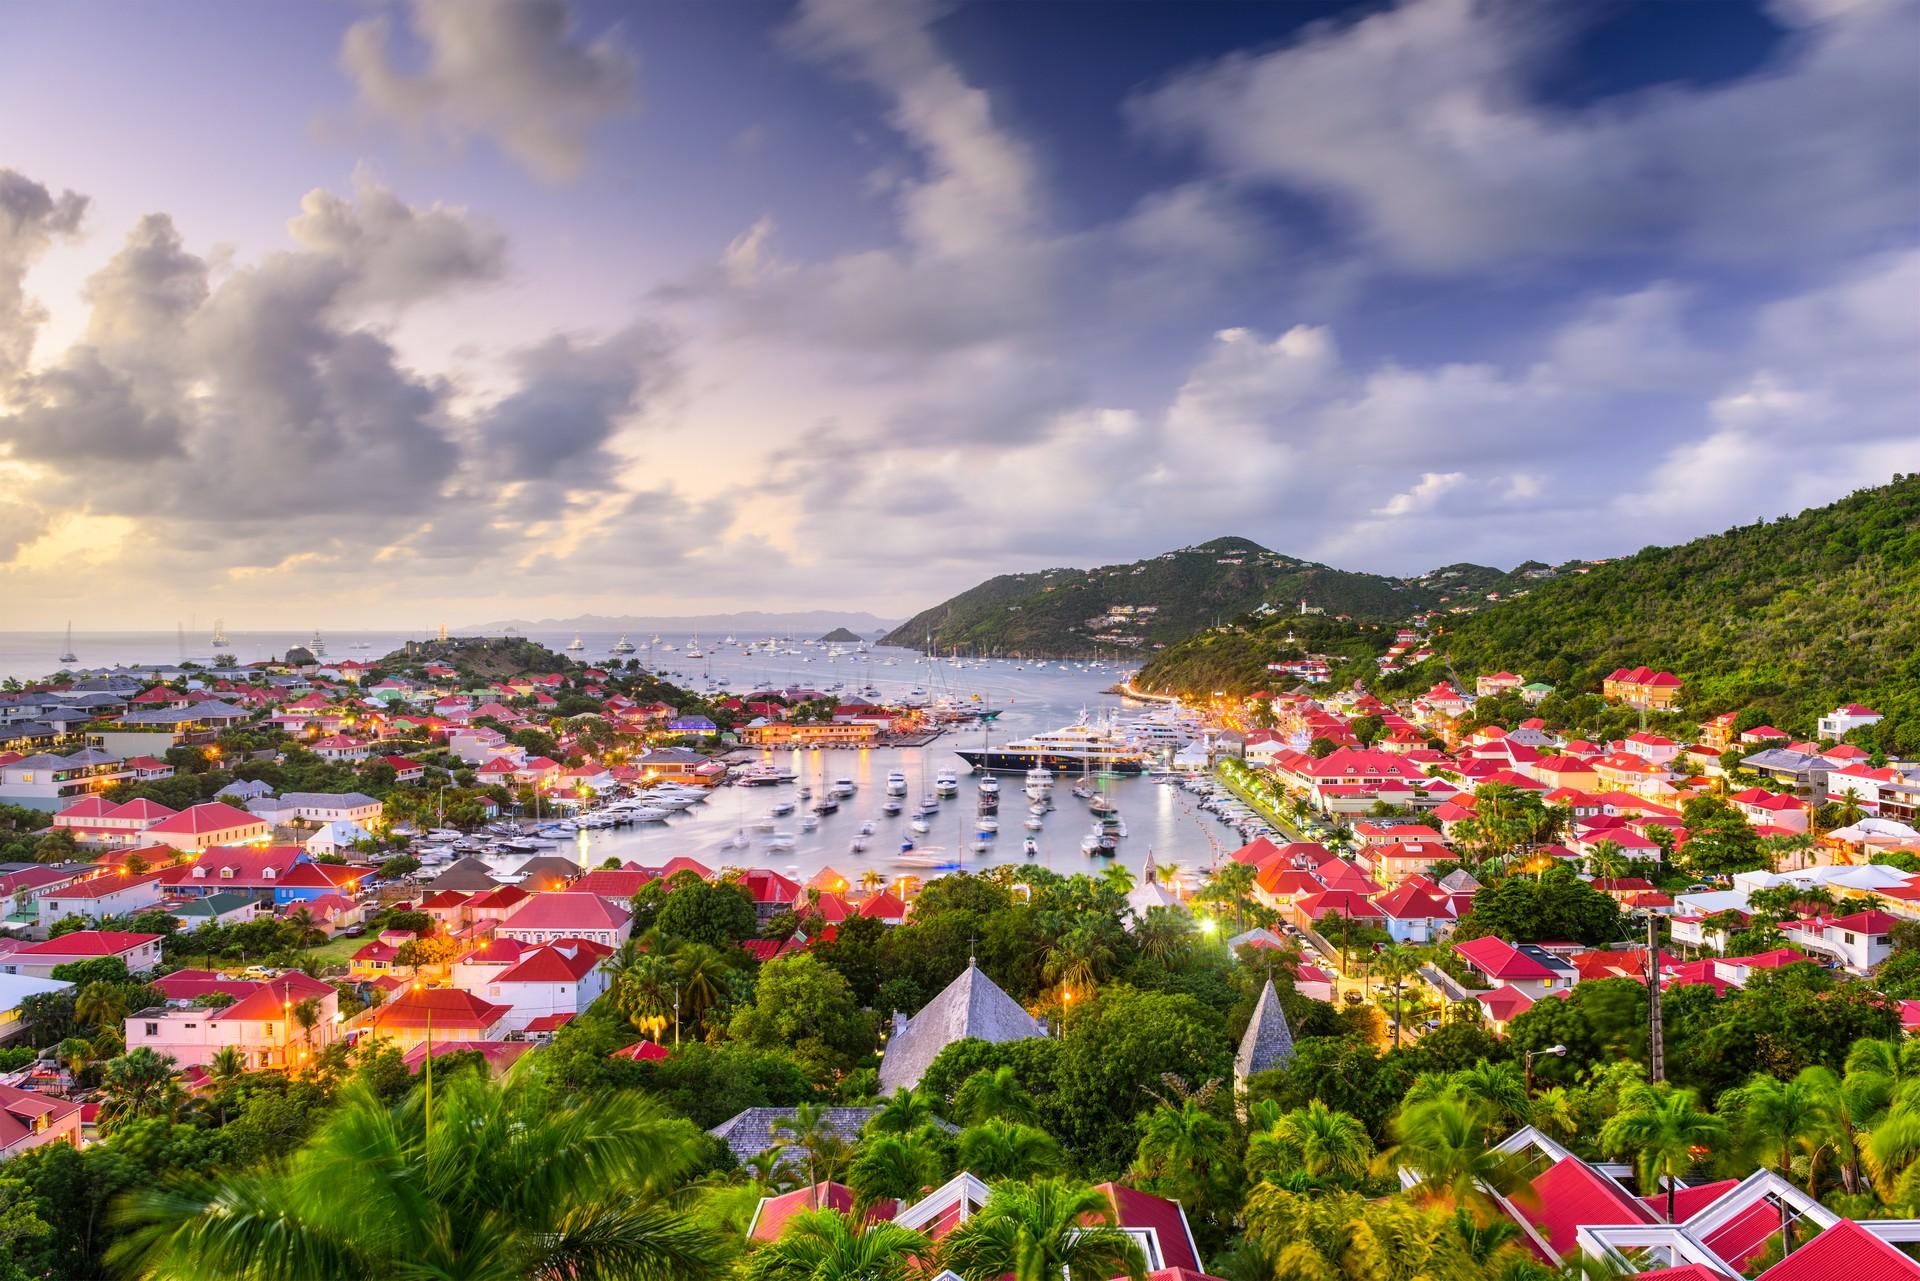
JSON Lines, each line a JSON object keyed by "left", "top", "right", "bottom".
{"left": 1646, "top": 914, "right": 1665, "bottom": 1083}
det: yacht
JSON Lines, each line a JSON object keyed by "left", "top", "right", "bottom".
{"left": 934, "top": 770, "right": 959, "bottom": 797}
{"left": 884, "top": 770, "right": 909, "bottom": 796}
{"left": 565, "top": 633, "right": 585, "bottom": 652}
{"left": 686, "top": 634, "right": 705, "bottom": 659}
{"left": 1023, "top": 838, "right": 1040, "bottom": 857}
{"left": 977, "top": 776, "right": 1000, "bottom": 797}
{"left": 976, "top": 816, "right": 999, "bottom": 835}
{"left": 829, "top": 777, "right": 857, "bottom": 797}
{"left": 211, "top": 619, "right": 230, "bottom": 649}
{"left": 611, "top": 634, "right": 637, "bottom": 654}
{"left": 1024, "top": 815, "right": 1044, "bottom": 831}
{"left": 955, "top": 710, "right": 1146, "bottom": 775}
{"left": 1024, "top": 767, "right": 1054, "bottom": 800}
{"left": 735, "top": 763, "right": 796, "bottom": 786}
{"left": 882, "top": 798, "right": 903, "bottom": 816}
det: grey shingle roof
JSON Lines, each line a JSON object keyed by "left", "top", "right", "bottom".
{"left": 708, "top": 1106, "right": 880, "bottom": 1165}
{"left": 1234, "top": 979, "right": 1296, "bottom": 1089}
{"left": 428, "top": 857, "right": 502, "bottom": 891}
{"left": 877, "top": 959, "right": 1046, "bottom": 1094}
{"left": 513, "top": 855, "right": 583, "bottom": 886}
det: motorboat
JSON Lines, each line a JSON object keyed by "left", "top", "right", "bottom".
{"left": 611, "top": 634, "right": 636, "bottom": 654}
{"left": 977, "top": 776, "right": 1000, "bottom": 797}
{"left": 763, "top": 831, "right": 797, "bottom": 850}
{"left": 735, "top": 764, "right": 794, "bottom": 786}
{"left": 859, "top": 820, "right": 877, "bottom": 837}
{"left": 885, "top": 770, "right": 909, "bottom": 796}
{"left": 910, "top": 816, "right": 931, "bottom": 834}
{"left": 800, "top": 815, "right": 819, "bottom": 832}
{"left": 811, "top": 796, "right": 839, "bottom": 815}
{"left": 1025, "top": 767, "right": 1054, "bottom": 800}
{"left": 976, "top": 816, "right": 999, "bottom": 835}
{"left": 771, "top": 800, "right": 796, "bottom": 817}
{"left": 1023, "top": 838, "right": 1039, "bottom": 857}
{"left": 1024, "top": 816, "right": 1044, "bottom": 831}
{"left": 934, "top": 771, "right": 959, "bottom": 796}
{"left": 565, "top": 632, "right": 585, "bottom": 652}
{"left": 882, "top": 799, "right": 903, "bottom": 816}
{"left": 829, "top": 777, "right": 856, "bottom": 797}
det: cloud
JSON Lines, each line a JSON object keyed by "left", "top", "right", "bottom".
{"left": 288, "top": 173, "right": 506, "bottom": 305}
{"left": 0, "top": 169, "right": 88, "bottom": 376}
{"left": 1132, "top": 0, "right": 1919, "bottom": 272}
{"left": 1375, "top": 472, "right": 1466, "bottom": 517}
{"left": 341, "top": 0, "right": 637, "bottom": 180}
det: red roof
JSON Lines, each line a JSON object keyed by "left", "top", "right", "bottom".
{"left": 748, "top": 1183, "right": 897, "bottom": 1243}
{"left": 495, "top": 939, "right": 611, "bottom": 984}
{"left": 1230, "top": 836, "right": 1282, "bottom": 866}
{"left": 1454, "top": 936, "right": 1557, "bottom": 981}
{"left": 500, "top": 892, "right": 630, "bottom": 932}
{"left": 1474, "top": 986, "right": 1535, "bottom": 1022}
{"left": 211, "top": 974, "right": 336, "bottom": 1023}
{"left": 524, "top": 1012, "right": 576, "bottom": 1033}
{"left": 368, "top": 987, "right": 510, "bottom": 1031}
{"left": 1294, "top": 888, "right": 1383, "bottom": 921}
{"left": 10, "top": 930, "right": 160, "bottom": 957}
{"left": 1513, "top": 1155, "right": 1659, "bottom": 1257}
{"left": 145, "top": 802, "right": 263, "bottom": 835}
{"left": 858, "top": 890, "right": 907, "bottom": 920}
{"left": 1091, "top": 1183, "right": 1204, "bottom": 1272}
{"left": 610, "top": 1040, "right": 670, "bottom": 1062}
{"left": 1753, "top": 1218, "right": 1920, "bottom": 1280}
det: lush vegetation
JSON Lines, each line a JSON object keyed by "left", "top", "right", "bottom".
{"left": 1135, "top": 616, "right": 1395, "bottom": 699}
{"left": 884, "top": 537, "right": 1539, "bottom": 658}
{"left": 1383, "top": 476, "right": 1920, "bottom": 752}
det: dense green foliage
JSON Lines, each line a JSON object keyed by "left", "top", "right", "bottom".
{"left": 885, "top": 537, "right": 1535, "bottom": 657}
{"left": 1385, "top": 476, "right": 1920, "bottom": 751}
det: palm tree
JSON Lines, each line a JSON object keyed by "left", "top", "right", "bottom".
{"left": 942, "top": 1177, "right": 1146, "bottom": 1281}
{"left": 743, "top": 1208, "right": 930, "bottom": 1281}
{"left": 1587, "top": 840, "right": 1630, "bottom": 882}
{"left": 858, "top": 868, "right": 885, "bottom": 894}
{"left": 75, "top": 980, "right": 130, "bottom": 1031}
{"left": 607, "top": 942, "right": 675, "bottom": 1039}
{"left": 956, "top": 1118, "right": 1066, "bottom": 1180}
{"left": 284, "top": 906, "right": 325, "bottom": 948}
{"left": 1453, "top": 1060, "right": 1533, "bottom": 1133}
{"left": 1798, "top": 1063, "right": 1886, "bottom": 1195}
{"left": 113, "top": 1068, "right": 728, "bottom": 1280}
{"left": 672, "top": 942, "right": 732, "bottom": 1030}
{"left": 1374, "top": 944, "right": 1421, "bottom": 1049}
{"left": 1239, "top": 1185, "right": 1483, "bottom": 1280}
{"left": 1099, "top": 863, "right": 1135, "bottom": 897}
{"left": 1041, "top": 927, "right": 1111, "bottom": 1001}
{"left": 953, "top": 1066, "right": 1038, "bottom": 1126}
{"left": 774, "top": 1103, "right": 853, "bottom": 1193}
{"left": 1134, "top": 906, "right": 1194, "bottom": 965}
{"left": 1386, "top": 1097, "right": 1521, "bottom": 1211}
{"left": 1720, "top": 1071, "right": 1828, "bottom": 1180}
{"left": 1599, "top": 1082, "right": 1728, "bottom": 1223}
{"left": 97, "top": 1048, "right": 184, "bottom": 1134}
{"left": 846, "top": 1129, "right": 951, "bottom": 1205}
{"left": 1132, "top": 1095, "right": 1231, "bottom": 1216}
{"left": 1246, "top": 1099, "right": 1374, "bottom": 1185}
{"left": 208, "top": 1045, "right": 247, "bottom": 1085}
{"left": 291, "top": 997, "right": 323, "bottom": 1068}
{"left": 867, "top": 1087, "right": 936, "bottom": 1136}
{"left": 1204, "top": 860, "right": 1259, "bottom": 933}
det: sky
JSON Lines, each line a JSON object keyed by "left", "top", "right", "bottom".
{"left": 0, "top": 0, "right": 1915, "bottom": 629}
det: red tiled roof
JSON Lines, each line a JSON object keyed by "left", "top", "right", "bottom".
{"left": 1513, "top": 1155, "right": 1659, "bottom": 1258}
{"left": 524, "top": 1012, "right": 576, "bottom": 1033}
{"left": 494, "top": 939, "right": 611, "bottom": 984}
{"left": 500, "top": 892, "right": 630, "bottom": 932}
{"left": 610, "top": 1040, "right": 670, "bottom": 1062}
{"left": 145, "top": 802, "right": 263, "bottom": 835}
{"left": 1454, "top": 935, "right": 1557, "bottom": 981}
{"left": 368, "top": 987, "right": 510, "bottom": 1031}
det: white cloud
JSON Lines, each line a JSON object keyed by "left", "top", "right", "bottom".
{"left": 1132, "top": 0, "right": 1919, "bottom": 271}
{"left": 1375, "top": 472, "right": 1465, "bottom": 517}
{"left": 341, "top": 0, "right": 637, "bottom": 181}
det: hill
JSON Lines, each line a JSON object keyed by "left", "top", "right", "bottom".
{"left": 382, "top": 636, "right": 575, "bottom": 683}
{"left": 884, "top": 538, "right": 1539, "bottom": 657}
{"left": 1380, "top": 477, "right": 1920, "bottom": 753}
{"left": 818, "top": 627, "right": 862, "bottom": 643}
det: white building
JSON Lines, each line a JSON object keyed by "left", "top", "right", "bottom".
{"left": 1818, "top": 704, "right": 1884, "bottom": 741}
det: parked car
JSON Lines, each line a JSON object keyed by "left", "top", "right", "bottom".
{"left": 343, "top": 925, "right": 366, "bottom": 937}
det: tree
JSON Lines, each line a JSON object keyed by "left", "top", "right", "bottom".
{"left": 607, "top": 943, "right": 677, "bottom": 1039}
{"left": 1454, "top": 865, "right": 1621, "bottom": 947}
{"left": 74, "top": 982, "right": 131, "bottom": 1031}
{"left": 942, "top": 1177, "right": 1147, "bottom": 1281}
{"left": 1237, "top": 1186, "right": 1485, "bottom": 1280}
{"left": 1386, "top": 1096, "right": 1520, "bottom": 1212}
{"left": 97, "top": 1049, "right": 184, "bottom": 1134}
{"left": 1599, "top": 1082, "right": 1728, "bottom": 1223}
{"left": 952, "top": 1066, "right": 1039, "bottom": 1126}
{"left": 1131, "top": 1085, "right": 1232, "bottom": 1218}
{"left": 846, "top": 1130, "right": 950, "bottom": 1205}
{"left": 1246, "top": 1099, "right": 1375, "bottom": 1185}
{"left": 773, "top": 1103, "right": 853, "bottom": 1191}
{"left": 956, "top": 1119, "right": 1066, "bottom": 1181}
{"left": 671, "top": 942, "right": 734, "bottom": 1031}
{"left": 1679, "top": 796, "right": 1766, "bottom": 878}
{"left": 728, "top": 954, "right": 873, "bottom": 1073}
{"left": 656, "top": 879, "right": 758, "bottom": 946}
{"left": 1374, "top": 944, "right": 1421, "bottom": 1049}
{"left": 868, "top": 1088, "right": 937, "bottom": 1137}
{"left": 742, "top": 1208, "right": 931, "bottom": 1281}
{"left": 113, "top": 1069, "right": 727, "bottom": 1281}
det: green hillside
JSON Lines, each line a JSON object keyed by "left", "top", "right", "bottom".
{"left": 1380, "top": 476, "right": 1920, "bottom": 753}
{"left": 1135, "top": 616, "right": 1393, "bottom": 699}
{"left": 884, "top": 538, "right": 1532, "bottom": 657}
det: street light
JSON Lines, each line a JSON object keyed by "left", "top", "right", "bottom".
{"left": 1524, "top": 1043, "right": 1567, "bottom": 1093}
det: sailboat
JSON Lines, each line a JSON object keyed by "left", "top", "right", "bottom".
{"left": 311, "top": 630, "right": 328, "bottom": 659}
{"left": 686, "top": 633, "right": 705, "bottom": 660}
{"left": 58, "top": 623, "right": 77, "bottom": 665}
{"left": 565, "top": 632, "right": 586, "bottom": 652}
{"left": 210, "top": 619, "right": 230, "bottom": 648}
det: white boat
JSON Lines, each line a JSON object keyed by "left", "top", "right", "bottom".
{"left": 1023, "top": 838, "right": 1039, "bottom": 856}
{"left": 771, "top": 800, "right": 795, "bottom": 817}
{"left": 859, "top": 820, "right": 877, "bottom": 836}
{"left": 611, "top": 634, "right": 636, "bottom": 654}
{"left": 978, "top": 776, "right": 1001, "bottom": 796}
{"left": 1025, "top": 767, "right": 1054, "bottom": 800}
{"left": 910, "top": 816, "right": 931, "bottom": 834}
{"left": 934, "top": 771, "right": 959, "bottom": 796}
{"left": 849, "top": 836, "right": 869, "bottom": 853}
{"left": 211, "top": 619, "right": 230, "bottom": 648}
{"left": 800, "top": 815, "right": 819, "bottom": 832}
{"left": 1024, "top": 816, "right": 1044, "bottom": 830}
{"left": 763, "top": 831, "right": 797, "bottom": 850}
{"left": 58, "top": 621, "right": 76, "bottom": 665}
{"left": 565, "top": 632, "right": 585, "bottom": 651}
{"left": 885, "top": 770, "right": 909, "bottom": 795}
{"left": 976, "top": 817, "right": 999, "bottom": 834}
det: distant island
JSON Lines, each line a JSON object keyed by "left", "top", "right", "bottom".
{"left": 818, "top": 627, "right": 863, "bottom": 643}
{"left": 462, "top": 609, "right": 898, "bottom": 635}
{"left": 884, "top": 536, "right": 1559, "bottom": 658}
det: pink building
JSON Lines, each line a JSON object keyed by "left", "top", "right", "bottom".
{"left": 126, "top": 972, "right": 341, "bottom": 1071}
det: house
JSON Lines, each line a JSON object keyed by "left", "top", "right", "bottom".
{"left": 473, "top": 939, "right": 612, "bottom": 1031}
{"left": 1363, "top": 839, "right": 1452, "bottom": 887}
{"left": 163, "top": 845, "right": 307, "bottom": 897}
{"left": 381, "top": 756, "right": 427, "bottom": 783}
{"left": 361, "top": 986, "right": 512, "bottom": 1052}
{"left": 878, "top": 958, "right": 1046, "bottom": 1094}
{"left": 144, "top": 802, "right": 271, "bottom": 852}
{"left": 51, "top": 797, "right": 178, "bottom": 847}
{"left": 466, "top": 884, "right": 531, "bottom": 923}
{"left": 0, "top": 930, "right": 162, "bottom": 978}
{"left": 1819, "top": 704, "right": 1884, "bottom": 741}
{"left": 1453, "top": 936, "right": 1579, "bottom": 999}
{"left": 496, "top": 893, "right": 632, "bottom": 947}
{"left": 277, "top": 792, "right": 382, "bottom": 826}
{"left": 0, "top": 1082, "right": 83, "bottom": 1160}
{"left": 1602, "top": 667, "right": 1683, "bottom": 711}
{"left": 168, "top": 891, "right": 265, "bottom": 931}
{"left": 1728, "top": 788, "right": 1809, "bottom": 833}
{"left": 1373, "top": 880, "right": 1458, "bottom": 943}
{"left": 0, "top": 972, "right": 71, "bottom": 1041}
{"left": 1471, "top": 985, "right": 1536, "bottom": 1033}
{"left": 1476, "top": 672, "right": 1524, "bottom": 697}
{"left": 1740, "top": 748, "right": 1836, "bottom": 793}
{"left": 126, "top": 972, "right": 340, "bottom": 1071}
{"left": 305, "top": 820, "right": 373, "bottom": 856}
{"left": 1781, "top": 909, "right": 1899, "bottom": 973}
